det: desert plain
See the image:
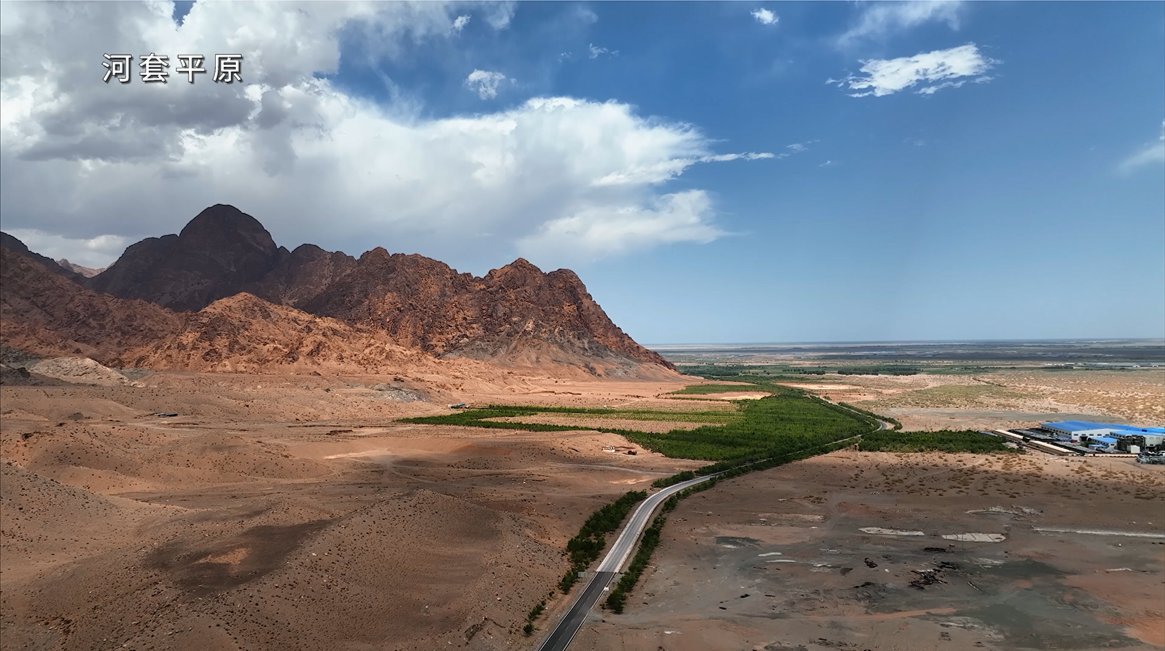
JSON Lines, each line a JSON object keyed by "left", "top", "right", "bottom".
{"left": 0, "top": 369, "right": 704, "bottom": 650}
{"left": 1, "top": 360, "right": 1163, "bottom": 651}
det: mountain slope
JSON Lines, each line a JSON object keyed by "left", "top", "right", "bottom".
{"left": 88, "top": 204, "right": 286, "bottom": 311}
{"left": 263, "top": 249, "right": 671, "bottom": 373}
{"left": 8, "top": 205, "right": 671, "bottom": 375}
{"left": 127, "top": 293, "right": 431, "bottom": 373}
{"left": 0, "top": 242, "right": 181, "bottom": 363}
{"left": 0, "top": 232, "right": 83, "bottom": 282}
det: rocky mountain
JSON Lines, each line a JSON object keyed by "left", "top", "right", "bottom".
{"left": 82, "top": 205, "right": 671, "bottom": 373}
{"left": 88, "top": 204, "right": 286, "bottom": 311}
{"left": 129, "top": 293, "right": 429, "bottom": 374}
{"left": 0, "top": 232, "right": 83, "bottom": 282}
{"left": 0, "top": 242, "right": 181, "bottom": 363}
{"left": 56, "top": 259, "right": 104, "bottom": 278}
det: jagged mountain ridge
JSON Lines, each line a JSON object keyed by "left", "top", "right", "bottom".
{"left": 5, "top": 204, "right": 671, "bottom": 373}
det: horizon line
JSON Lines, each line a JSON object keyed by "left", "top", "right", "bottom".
{"left": 645, "top": 337, "right": 1165, "bottom": 348}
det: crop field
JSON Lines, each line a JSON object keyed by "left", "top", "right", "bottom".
{"left": 402, "top": 388, "right": 875, "bottom": 461}
{"left": 668, "top": 383, "right": 770, "bottom": 395}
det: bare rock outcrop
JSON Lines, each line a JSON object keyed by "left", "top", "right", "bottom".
{"left": 88, "top": 204, "right": 285, "bottom": 311}
{"left": 0, "top": 243, "right": 182, "bottom": 363}
{"left": 3, "top": 204, "right": 673, "bottom": 376}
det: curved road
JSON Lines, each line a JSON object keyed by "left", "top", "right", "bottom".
{"left": 535, "top": 474, "right": 712, "bottom": 651}
{"left": 536, "top": 401, "right": 879, "bottom": 651}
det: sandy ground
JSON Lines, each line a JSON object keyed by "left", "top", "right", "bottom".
{"left": 576, "top": 450, "right": 1165, "bottom": 651}
{"left": 0, "top": 371, "right": 701, "bottom": 651}
{"left": 783, "top": 369, "right": 1165, "bottom": 430}
{"left": 4, "top": 366, "right": 1162, "bottom": 651}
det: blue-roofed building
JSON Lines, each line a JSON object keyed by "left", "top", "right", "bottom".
{"left": 1041, "top": 420, "right": 1165, "bottom": 449}
{"left": 1042, "top": 420, "right": 1165, "bottom": 435}
{"left": 1086, "top": 436, "right": 1120, "bottom": 450}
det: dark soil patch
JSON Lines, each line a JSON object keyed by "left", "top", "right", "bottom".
{"left": 146, "top": 520, "right": 331, "bottom": 595}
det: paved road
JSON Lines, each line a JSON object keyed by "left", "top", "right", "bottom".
{"left": 535, "top": 474, "right": 712, "bottom": 651}
{"left": 535, "top": 403, "right": 877, "bottom": 651}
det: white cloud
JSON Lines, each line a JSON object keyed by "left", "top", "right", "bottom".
{"left": 588, "top": 43, "right": 617, "bottom": 60}
{"left": 838, "top": 0, "right": 963, "bottom": 47}
{"left": 830, "top": 43, "right": 996, "bottom": 97}
{"left": 0, "top": 3, "right": 772, "bottom": 271}
{"left": 594, "top": 152, "right": 774, "bottom": 186}
{"left": 464, "top": 69, "right": 511, "bottom": 99}
{"left": 1119, "top": 121, "right": 1165, "bottom": 172}
{"left": 774, "top": 140, "right": 818, "bottom": 159}
{"left": 451, "top": 14, "right": 470, "bottom": 33}
{"left": 751, "top": 8, "right": 779, "bottom": 26}
{"left": 485, "top": 2, "right": 515, "bottom": 29}
{"left": 518, "top": 191, "right": 722, "bottom": 261}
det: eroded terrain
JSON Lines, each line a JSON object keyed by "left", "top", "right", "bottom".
{"left": 0, "top": 372, "right": 699, "bottom": 650}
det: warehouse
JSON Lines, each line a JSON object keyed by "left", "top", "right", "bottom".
{"left": 1041, "top": 420, "right": 1165, "bottom": 436}
{"left": 1040, "top": 420, "right": 1165, "bottom": 451}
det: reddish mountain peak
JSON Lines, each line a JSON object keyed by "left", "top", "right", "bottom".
{"left": 546, "top": 267, "right": 585, "bottom": 289}
{"left": 289, "top": 243, "right": 330, "bottom": 257}
{"left": 492, "top": 257, "right": 542, "bottom": 274}
{"left": 359, "top": 247, "right": 392, "bottom": 263}
{"left": 34, "top": 205, "right": 674, "bottom": 374}
{"left": 179, "top": 204, "right": 271, "bottom": 241}
{"left": 485, "top": 258, "right": 547, "bottom": 289}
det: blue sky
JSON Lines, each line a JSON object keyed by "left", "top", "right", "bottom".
{"left": 2, "top": 1, "right": 1163, "bottom": 343}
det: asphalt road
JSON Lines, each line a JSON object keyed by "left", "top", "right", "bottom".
{"left": 535, "top": 402, "right": 877, "bottom": 651}
{"left": 535, "top": 474, "right": 712, "bottom": 651}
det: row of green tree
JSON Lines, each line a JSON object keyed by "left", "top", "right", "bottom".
{"left": 858, "top": 430, "right": 1015, "bottom": 453}
{"left": 558, "top": 490, "right": 646, "bottom": 593}
{"left": 621, "top": 388, "right": 876, "bottom": 460}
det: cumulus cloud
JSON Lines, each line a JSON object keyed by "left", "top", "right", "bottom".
{"left": 829, "top": 43, "right": 996, "bottom": 97}
{"left": 1119, "top": 121, "right": 1165, "bottom": 172}
{"left": 0, "top": 2, "right": 772, "bottom": 270}
{"left": 838, "top": 0, "right": 962, "bottom": 47}
{"left": 518, "top": 191, "right": 721, "bottom": 261}
{"left": 751, "top": 8, "right": 779, "bottom": 26}
{"left": 464, "top": 69, "right": 511, "bottom": 99}
{"left": 451, "top": 14, "right": 470, "bottom": 33}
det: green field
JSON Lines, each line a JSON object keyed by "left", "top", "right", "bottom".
{"left": 401, "top": 404, "right": 735, "bottom": 430}
{"left": 619, "top": 388, "right": 874, "bottom": 460}
{"left": 668, "top": 383, "right": 770, "bottom": 395}
{"left": 401, "top": 387, "right": 875, "bottom": 461}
